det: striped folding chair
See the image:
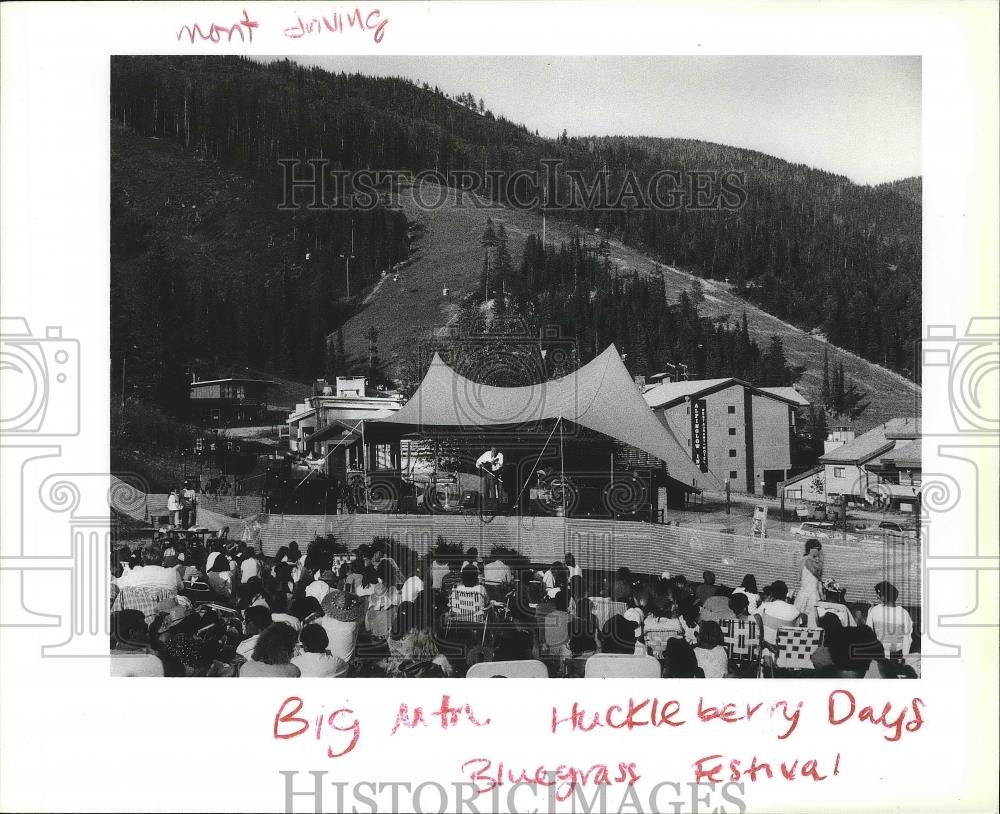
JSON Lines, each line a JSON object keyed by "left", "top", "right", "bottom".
{"left": 643, "top": 626, "right": 683, "bottom": 660}
{"left": 816, "top": 601, "right": 852, "bottom": 628}
{"left": 720, "top": 618, "right": 762, "bottom": 677}
{"left": 112, "top": 586, "right": 178, "bottom": 624}
{"left": 764, "top": 627, "right": 824, "bottom": 676}
{"left": 589, "top": 598, "right": 627, "bottom": 629}
{"left": 445, "top": 587, "right": 489, "bottom": 645}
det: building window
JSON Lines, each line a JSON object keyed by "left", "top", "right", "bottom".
{"left": 729, "top": 449, "right": 737, "bottom": 457}
{"left": 834, "top": 467, "right": 845, "bottom": 478}
{"left": 727, "top": 405, "right": 736, "bottom": 414}
{"left": 729, "top": 470, "right": 738, "bottom": 479}
{"left": 728, "top": 427, "right": 736, "bottom": 435}
{"left": 788, "top": 488, "right": 802, "bottom": 499}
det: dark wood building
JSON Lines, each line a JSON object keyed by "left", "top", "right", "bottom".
{"left": 188, "top": 377, "right": 274, "bottom": 427}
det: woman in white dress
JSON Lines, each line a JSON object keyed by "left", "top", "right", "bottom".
{"left": 794, "top": 539, "right": 824, "bottom": 626}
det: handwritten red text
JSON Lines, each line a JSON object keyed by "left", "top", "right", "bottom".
{"left": 391, "top": 694, "right": 491, "bottom": 734}
{"left": 176, "top": 9, "right": 258, "bottom": 44}
{"left": 273, "top": 696, "right": 360, "bottom": 758}
{"left": 283, "top": 8, "right": 389, "bottom": 43}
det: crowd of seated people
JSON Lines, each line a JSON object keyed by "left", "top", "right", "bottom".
{"left": 109, "top": 536, "right": 919, "bottom": 679}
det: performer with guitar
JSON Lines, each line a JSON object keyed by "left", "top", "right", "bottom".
{"left": 476, "top": 446, "right": 504, "bottom": 505}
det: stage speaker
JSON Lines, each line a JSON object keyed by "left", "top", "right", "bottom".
{"left": 460, "top": 489, "right": 480, "bottom": 508}
{"left": 399, "top": 496, "right": 418, "bottom": 513}
{"left": 483, "top": 497, "right": 501, "bottom": 513}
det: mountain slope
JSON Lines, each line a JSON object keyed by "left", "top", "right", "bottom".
{"left": 110, "top": 56, "right": 921, "bottom": 432}
{"left": 111, "top": 56, "right": 921, "bottom": 382}
{"left": 340, "top": 182, "right": 919, "bottom": 432}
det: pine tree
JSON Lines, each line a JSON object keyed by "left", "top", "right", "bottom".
{"left": 832, "top": 362, "right": 846, "bottom": 415}
{"left": 481, "top": 249, "right": 490, "bottom": 303}
{"left": 821, "top": 347, "right": 831, "bottom": 408}
{"left": 366, "top": 325, "right": 379, "bottom": 384}
{"left": 690, "top": 277, "right": 705, "bottom": 304}
{"left": 764, "top": 335, "right": 789, "bottom": 386}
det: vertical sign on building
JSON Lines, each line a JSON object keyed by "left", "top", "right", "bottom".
{"left": 751, "top": 505, "right": 768, "bottom": 539}
{"left": 692, "top": 398, "right": 709, "bottom": 472}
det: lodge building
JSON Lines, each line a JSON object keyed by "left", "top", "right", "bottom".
{"left": 642, "top": 377, "right": 810, "bottom": 495}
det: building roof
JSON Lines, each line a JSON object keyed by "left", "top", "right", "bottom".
{"left": 190, "top": 377, "right": 274, "bottom": 387}
{"left": 643, "top": 377, "right": 808, "bottom": 409}
{"left": 780, "top": 466, "right": 824, "bottom": 487}
{"left": 376, "top": 344, "right": 713, "bottom": 489}
{"left": 820, "top": 418, "right": 919, "bottom": 465}
{"left": 759, "top": 386, "right": 811, "bottom": 407}
{"left": 885, "top": 419, "right": 921, "bottom": 440}
{"left": 643, "top": 378, "right": 733, "bottom": 408}
{"left": 879, "top": 439, "right": 921, "bottom": 468}
{"left": 307, "top": 418, "right": 367, "bottom": 445}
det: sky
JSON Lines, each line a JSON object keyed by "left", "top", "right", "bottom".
{"left": 283, "top": 56, "right": 921, "bottom": 186}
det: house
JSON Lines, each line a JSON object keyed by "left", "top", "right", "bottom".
{"left": 286, "top": 376, "right": 404, "bottom": 463}
{"left": 817, "top": 417, "right": 920, "bottom": 508}
{"left": 865, "top": 438, "right": 922, "bottom": 513}
{"left": 188, "top": 377, "right": 275, "bottom": 426}
{"left": 642, "top": 377, "right": 810, "bottom": 495}
{"left": 825, "top": 426, "right": 857, "bottom": 454}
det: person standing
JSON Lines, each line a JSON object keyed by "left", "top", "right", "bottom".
{"left": 181, "top": 480, "right": 197, "bottom": 528}
{"left": 794, "top": 539, "right": 824, "bottom": 627}
{"left": 475, "top": 446, "right": 504, "bottom": 503}
{"left": 166, "top": 489, "right": 182, "bottom": 528}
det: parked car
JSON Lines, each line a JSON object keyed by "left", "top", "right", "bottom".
{"left": 792, "top": 521, "right": 834, "bottom": 539}
{"left": 878, "top": 520, "right": 917, "bottom": 537}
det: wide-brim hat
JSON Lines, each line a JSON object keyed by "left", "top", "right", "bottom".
{"left": 321, "top": 589, "right": 364, "bottom": 623}
{"left": 154, "top": 595, "right": 194, "bottom": 630}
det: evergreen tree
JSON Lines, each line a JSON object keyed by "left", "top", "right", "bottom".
{"left": 763, "top": 335, "right": 790, "bottom": 386}
{"left": 821, "top": 347, "right": 831, "bottom": 408}
{"left": 690, "top": 277, "right": 705, "bottom": 304}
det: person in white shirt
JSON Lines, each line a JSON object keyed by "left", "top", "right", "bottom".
{"left": 400, "top": 565, "right": 425, "bottom": 603}
{"left": 866, "top": 581, "right": 914, "bottom": 657}
{"left": 292, "top": 624, "right": 347, "bottom": 677}
{"left": 235, "top": 606, "right": 272, "bottom": 662}
{"left": 564, "top": 553, "right": 583, "bottom": 581}
{"left": 755, "top": 581, "right": 803, "bottom": 648}
{"left": 476, "top": 446, "right": 504, "bottom": 501}
{"left": 166, "top": 490, "right": 182, "bottom": 528}
{"left": 483, "top": 556, "right": 512, "bottom": 586}
{"left": 117, "top": 545, "right": 183, "bottom": 593}
{"left": 429, "top": 556, "right": 450, "bottom": 591}
{"left": 319, "top": 591, "right": 364, "bottom": 665}
{"left": 542, "top": 561, "right": 569, "bottom": 599}
{"left": 240, "top": 551, "right": 261, "bottom": 584}
{"left": 306, "top": 578, "right": 332, "bottom": 603}
{"left": 732, "top": 574, "right": 761, "bottom": 615}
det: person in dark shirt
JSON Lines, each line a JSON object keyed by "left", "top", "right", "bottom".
{"left": 695, "top": 570, "right": 717, "bottom": 605}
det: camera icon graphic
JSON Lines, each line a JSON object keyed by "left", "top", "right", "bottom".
{"left": 921, "top": 318, "right": 999, "bottom": 435}
{"left": 0, "top": 316, "right": 80, "bottom": 436}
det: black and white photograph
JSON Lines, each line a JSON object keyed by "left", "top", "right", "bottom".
{"left": 1, "top": 3, "right": 997, "bottom": 813}
{"left": 108, "top": 54, "right": 924, "bottom": 682}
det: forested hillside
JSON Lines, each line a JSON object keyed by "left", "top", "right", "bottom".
{"left": 111, "top": 55, "right": 920, "bottom": 416}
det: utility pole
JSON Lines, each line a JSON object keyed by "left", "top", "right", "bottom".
{"left": 339, "top": 221, "right": 355, "bottom": 299}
